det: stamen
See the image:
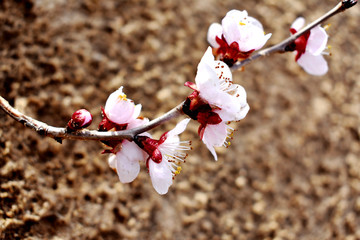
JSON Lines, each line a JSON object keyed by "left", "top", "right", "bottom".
{"left": 322, "top": 45, "right": 332, "bottom": 56}
{"left": 174, "top": 166, "right": 182, "bottom": 175}
{"left": 323, "top": 24, "right": 331, "bottom": 31}
{"left": 117, "top": 94, "right": 127, "bottom": 101}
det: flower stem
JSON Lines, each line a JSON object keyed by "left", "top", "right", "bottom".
{"left": 230, "top": 0, "right": 357, "bottom": 71}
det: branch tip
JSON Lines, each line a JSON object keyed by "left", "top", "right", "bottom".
{"left": 342, "top": 0, "right": 357, "bottom": 9}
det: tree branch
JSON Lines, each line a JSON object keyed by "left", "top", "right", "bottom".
{"left": 231, "top": 0, "right": 357, "bottom": 71}
{"left": 0, "top": 95, "right": 183, "bottom": 142}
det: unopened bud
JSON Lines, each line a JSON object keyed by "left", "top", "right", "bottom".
{"left": 67, "top": 109, "right": 93, "bottom": 131}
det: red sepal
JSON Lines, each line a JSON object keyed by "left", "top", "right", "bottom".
{"left": 289, "top": 28, "right": 311, "bottom": 61}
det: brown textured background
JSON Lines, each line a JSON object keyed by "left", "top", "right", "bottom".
{"left": 1, "top": 0, "right": 359, "bottom": 239}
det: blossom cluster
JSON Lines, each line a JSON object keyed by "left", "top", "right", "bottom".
{"left": 68, "top": 9, "right": 332, "bottom": 194}
{"left": 99, "top": 87, "right": 192, "bottom": 194}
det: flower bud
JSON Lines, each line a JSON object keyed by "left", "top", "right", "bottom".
{"left": 67, "top": 109, "right": 93, "bottom": 131}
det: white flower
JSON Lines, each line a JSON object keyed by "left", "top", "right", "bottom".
{"left": 104, "top": 86, "right": 142, "bottom": 124}
{"left": 144, "top": 118, "right": 191, "bottom": 194}
{"left": 104, "top": 87, "right": 149, "bottom": 184}
{"left": 290, "top": 17, "right": 329, "bottom": 76}
{"left": 185, "top": 47, "right": 249, "bottom": 160}
{"left": 109, "top": 115, "right": 150, "bottom": 183}
{"left": 195, "top": 47, "right": 250, "bottom": 122}
{"left": 208, "top": 10, "right": 271, "bottom": 52}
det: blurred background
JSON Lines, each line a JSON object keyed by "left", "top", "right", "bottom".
{"left": 1, "top": 0, "right": 359, "bottom": 239}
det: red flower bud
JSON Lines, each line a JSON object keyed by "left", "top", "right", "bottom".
{"left": 67, "top": 109, "right": 93, "bottom": 131}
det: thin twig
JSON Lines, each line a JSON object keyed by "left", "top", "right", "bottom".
{"left": 0, "top": 95, "right": 183, "bottom": 142}
{"left": 231, "top": 0, "right": 357, "bottom": 71}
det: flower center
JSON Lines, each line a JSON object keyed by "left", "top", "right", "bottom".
{"left": 117, "top": 94, "right": 127, "bottom": 101}
{"left": 290, "top": 28, "right": 311, "bottom": 61}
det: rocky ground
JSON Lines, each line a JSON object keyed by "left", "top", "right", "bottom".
{"left": 1, "top": 0, "right": 360, "bottom": 239}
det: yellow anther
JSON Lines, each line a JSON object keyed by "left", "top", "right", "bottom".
{"left": 239, "top": 21, "right": 246, "bottom": 26}
{"left": 174, "top": 166, "right": 182, "bottom": 175}
{"left": 117, "top": 94, "right": 127, "bottom": 101}
{"left": 327, "top": 45, "right": 332, "bottom": 49}
{"left": 324, "top": 24, "right": 331, "bottom": 31}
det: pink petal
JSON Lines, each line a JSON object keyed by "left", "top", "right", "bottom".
{"left": 127, "top": 117, "right": 149, "bottom": 130}
{"left": 166, "top": 118, "right": 190, "bottom": 140}
{"left": 222, "top": 10, "right": 248, "bottom": 45}
{"left": 207, "top": 23, "right": 223, "bottom": 48}
{"left": 201, "top": 89, "right": 237, "bottom": 112}
{"left": 115, "top": 152, "right": 139, "bottom": 183}
{"left": 106, "top": 101, "right": 135, "bottom": 124}
{"left": 231, "top": 84, "right": 250, "bottom": 121}
{"left": 115, "top": 140, "right": 145, "bottom": 183}
{"left": 291, "top": 17, "right": 305, "bottom": 31}
{"left": 247, "top": 16, "right": 264, "bottom": 30}
{"left": 196, "top": 63, "right": 220, "bottom": 91}
{"left": 122, "top": 140, "right": 148, "bottom": 162}
{"left": 297, "top": 53, "right": 328, "bottom": 76}
{"left": 195, "top": 47, "right": 220, "bottom": 89}
{"left": 108, "top": 154, "right": 116, "bottom": 169}
{"left": 149, "top": 160, "right": 173, "bottom": 195}
{"left": 214, "top": 60, "right": 233, "bottom": 82}
{"left": 131, "top": 104, "right": 142, "bottom": 119}
{"left": 209, "top": 86, "right": 246, "bottom": 120}
{"left": 235, "top": 103, "right": 250, "bottom": 121}
{"left": 202, "top": 122, "right": 228, "bottom": 161}
{"left": 222, "top": 17, "right": 242, "bottom": 46}
{"left": 238, "top": 29, "right": 271, "bottom": 52}
{"left": 105, "top": 87, "right": 136, "bottom": 124}
{"left": 307, "top": 25, "right": 328, "bottom": 55}
{"left": 221, "top": 10, "right": 270, "bottom": 52}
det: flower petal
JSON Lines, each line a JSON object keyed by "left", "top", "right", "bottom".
{"left": 222, "top": 10, "right": 248, "bottom": 45}
{"left": 105, "top": 87, "right": 136, "bottom": 124}
{"left": 115, "top": 140, "right": 145, "bottom": 183}
{"left": 297, "top": 52, "right": 328, "bottom": 76}
{"left": 291, "top": 17, "right": 305, "bottom": 31}
{"left": 127, "top": 117, "right": 149, "bottom": 130}
{"left": 108, "top": 154, "right": 116, "bottom": 169}
{"left": 195, "top": 47, "right": 219, "bottom": 88}
{"left": 237, "top": 29, "right": 271, "bottom": 52}
{"left": 132, "top": 104, "right": 142, "bottom": 120}
{"left": 214, "top": 60, "right": 233, "bottom": 83}
{"left": 307, "top": 25, "right": 328, "bottom": 55}
{"left": 247, "top": 16, "right": 264, "bottom": 30}
{"left": 202, "top": 122, "right": 228, "bottom": 161}
{"left": 221, "top": 10, "right": 270, "bottom": 52}
{"left": 230, "top": 84, "right": 250, "bottom": 121}
{"left": 207, "top": 23, "right": 223, "bottom": 48}
{"left": 165, "top": 118, "right": 191, "bottom": 140}
{"left": 149, "top": 160, "right": 173, "bottom": 195}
